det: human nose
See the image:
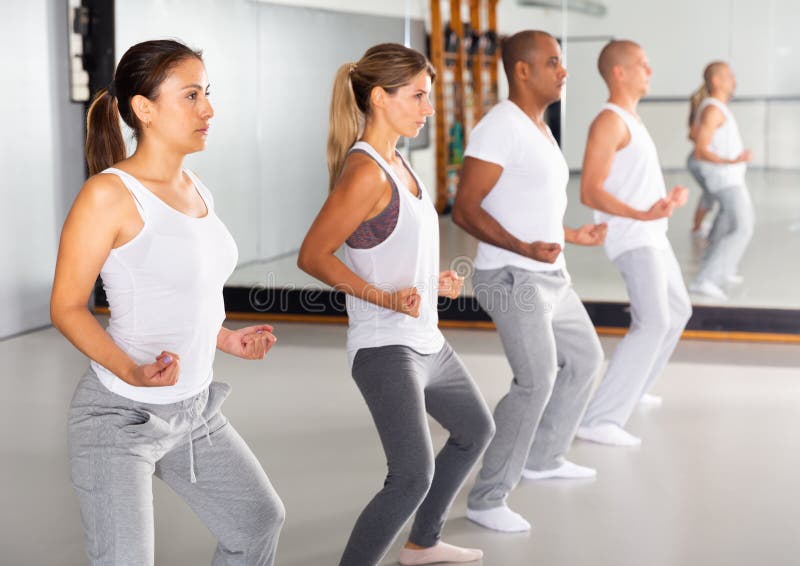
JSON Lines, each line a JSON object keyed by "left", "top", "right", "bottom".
{"left": 424, "top": 97, "right": 435, "bottom": 116}
{"left": 201, "top": 96, "right": 214, "bottom": 119}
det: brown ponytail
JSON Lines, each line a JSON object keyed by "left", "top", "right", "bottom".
{"left": 326, "top": 43, "right": 436, "bottom": 191}
{"left": 85, "top": 89, "right": 127, "bottom": 175}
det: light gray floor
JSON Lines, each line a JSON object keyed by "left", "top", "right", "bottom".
{"left": 229, "top": 169, "right": 800, "bottom": 310}
{"left": 2, "top": 320, "right": 800, "bottom": 566}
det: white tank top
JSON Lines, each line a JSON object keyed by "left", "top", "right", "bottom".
{"left": 593, "top": 103, "right": 670, "bottom": 261}
{"left": 91, "top": 168, "right": 238, "bottom": 404}
{"left": 343, "top": 141, "right": 445, "bottom": 367}
{"left": 694, "top": 97, "right": 746, "bottom": 188}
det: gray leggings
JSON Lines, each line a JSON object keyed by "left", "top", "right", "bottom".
{"left": 340, "top": 343, "right": 494, "bottom": 566}
{"left": 68, "top": 370, "right": 285, "bottom": 566}
{"left": 687, "top": 154, "right": 716, "bottom": 211}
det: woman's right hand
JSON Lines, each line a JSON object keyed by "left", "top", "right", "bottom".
{"left": 388, "top": 287, "right": 421, "bottom": 318}
{"left": 125, "top": 351, "right": 181, "bottom": 387}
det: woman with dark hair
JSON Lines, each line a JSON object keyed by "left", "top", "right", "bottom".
{"left": 298, "top": 43, "right": 494, "bottom": 566}
{"left": 51, "top": 40, "right": 284, "bottom": 565}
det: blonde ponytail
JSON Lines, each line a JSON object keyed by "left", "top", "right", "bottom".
{"left": 327, "top": 64, "right": 361, "bottom": 191}
{"left": 688, "top": 84, "right": 709, "bottom": 127}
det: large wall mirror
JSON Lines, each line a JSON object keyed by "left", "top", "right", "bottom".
{"left": 98, "top": 0, "right": 799, "bottom": 336}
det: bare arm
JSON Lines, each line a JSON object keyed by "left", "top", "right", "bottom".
{"left": 452, "top": 157, "right": 561, "bottom": 264}
{"left": 580, "top": 110, "right": 674, "bottom": 221}
{"left": 297, "top": 154, "right": 421, "bottom": 317}
{"left": 50, "top": 175, "right": 180, "bottom": 386}
{"left": 693, "top": 105, "right": 751, "bottom": 163}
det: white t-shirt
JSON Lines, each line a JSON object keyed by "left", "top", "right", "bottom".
{"left": 593, "top": 103, "right": 669, "bottom": 261}
{"left": 465, "top": 99, "right": 569, "bottom": 273}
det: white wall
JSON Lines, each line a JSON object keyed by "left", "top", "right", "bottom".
{"left": 520, "top": 0, "right": 800, "bottom": 170}
{"left": 117, "top": 0, "right": 264, "bottom": 263}
{"left": 118, "top": 0, "right": 419, "bottom": 264}
{"left": 0, "top": 1, "right": 85, "bottom": 338}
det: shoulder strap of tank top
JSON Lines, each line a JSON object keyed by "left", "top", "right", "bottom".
{"left": 602, "top": 103, "right": 638, "bottom": 134}
{"left": 349, "top": 141, "right": 403, "bottom": 194}
{"left": 394, "top": 149, "right": 425, "bottom": 201}
{"left": 183, "top": 169, "right": 214, "bottom": 212}
{"left": 697, "top": 97, "right": 729, "bottom": 121}
{"left": 102, "top": 167, "right": 148, "bottom": 222}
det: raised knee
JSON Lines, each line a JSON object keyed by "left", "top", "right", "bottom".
{"left": 636, "top": 316, "right": 671, "bottom": 340}
{"left": 394, "top": 469, "right": 434, "bottom": 504}
{"left": 586, "top": 339, "right": 605, "bottom": 374}
{"left": 679, "top": 303, "right": 693, "bottom": 326}
{"left": 474, "top": 413, "right": 496, "bottom": 450}
{"left": 255, "top": 492, "right": 286, "bottom": 536}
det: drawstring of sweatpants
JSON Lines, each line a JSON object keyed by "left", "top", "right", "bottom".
{"left": 187, "top": 404, "right": 213, "bottom": 484}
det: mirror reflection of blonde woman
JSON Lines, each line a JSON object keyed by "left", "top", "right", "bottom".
{"left": 687, "top": 62, "right": 754, "bottom": 301}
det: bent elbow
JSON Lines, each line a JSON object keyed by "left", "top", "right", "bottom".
{"left": 296, "top": 246, "right": 318, "bottom": 276}
{"left": 451, "top": 203, "right": 468, "bottom": 230}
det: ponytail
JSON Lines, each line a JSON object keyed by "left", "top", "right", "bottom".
{"left": 688, "top": 84, "right": 708, "bottom": 127}
{"left": 85, "top": 89, "right": 126, "bottom": 176}
{"left": 326, "top": 63, "right": 361, "bottom": 191}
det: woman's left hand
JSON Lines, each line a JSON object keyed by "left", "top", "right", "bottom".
{"left": 217, "top": 325, "right": 277, "bottom": 360}
{"left": 438, "top": 270, "right": 464, "bottom": 299}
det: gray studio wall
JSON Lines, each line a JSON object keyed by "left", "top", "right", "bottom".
{"left": 495, "top": 0, "right": 800, "bottom": 171}
{"left": 116, "top": 0, "right": 423, "bottom": 268}
{"left": 0, "top": 1, "right": 85, "bottom": 339}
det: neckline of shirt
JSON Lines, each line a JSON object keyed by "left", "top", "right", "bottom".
{"left": 107, "top": 167, "right": 211, "bottom": 221}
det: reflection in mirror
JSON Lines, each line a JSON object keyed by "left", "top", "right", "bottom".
{"left": 110, "top": 0, "right": 799, "bottom": 329}
{"left": 551, "top": 0, "right": 800, "bottom": 310}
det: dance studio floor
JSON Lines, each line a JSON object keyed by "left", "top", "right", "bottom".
{"left": 2, "top": 320, "right": 799, "bottom": 565}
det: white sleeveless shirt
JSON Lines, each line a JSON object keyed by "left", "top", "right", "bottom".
{"left": 343, "top": 141, "right": 445, "bottom": 367}
{"left": 694, "top": 97, "right": 746, "bottom": 188}
{"left": 91, "top": 168, "right": 238, "bottom": 404}
{"left": 593, "top": 103, "right": 670, "bottom": 261}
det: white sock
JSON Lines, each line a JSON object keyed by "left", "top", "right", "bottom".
{"left": 398, "top": 541, "right": 483, "bottom": 565}
{"left": 466, "top": 505, "right": 531, "bottom": 533}
{"left": 639, "top": 393, "right": 663, "bottom": 407}
{"left": 521, "top": 459, "right": 596, "bottom": 480}
{"left": 576, "top": 424, "right": 641, "bottom": 447}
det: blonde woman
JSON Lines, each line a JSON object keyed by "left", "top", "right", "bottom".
{"left": 688, "top": 61, "right": 754, "bottom": 300}
{"left": 687, "top": 82, "right": 716, "bottom": 237}
{"left": 298, "top": 43, "right": 494, "bottom": 566}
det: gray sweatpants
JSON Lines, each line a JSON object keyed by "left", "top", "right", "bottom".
{"left": 582, "top": 246, "right": 692, "bottom": 428}
{"left": 68, "top": 370, "right": 285, "bottom": 566}
{"left": 341, "top": 342, "right": 494, "bottom": 566}
{"left": 694, "top": 183, "right": 754, "bottom": 286}
{"left": 467, "top": 267, "right": 603, "bottom": 511}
